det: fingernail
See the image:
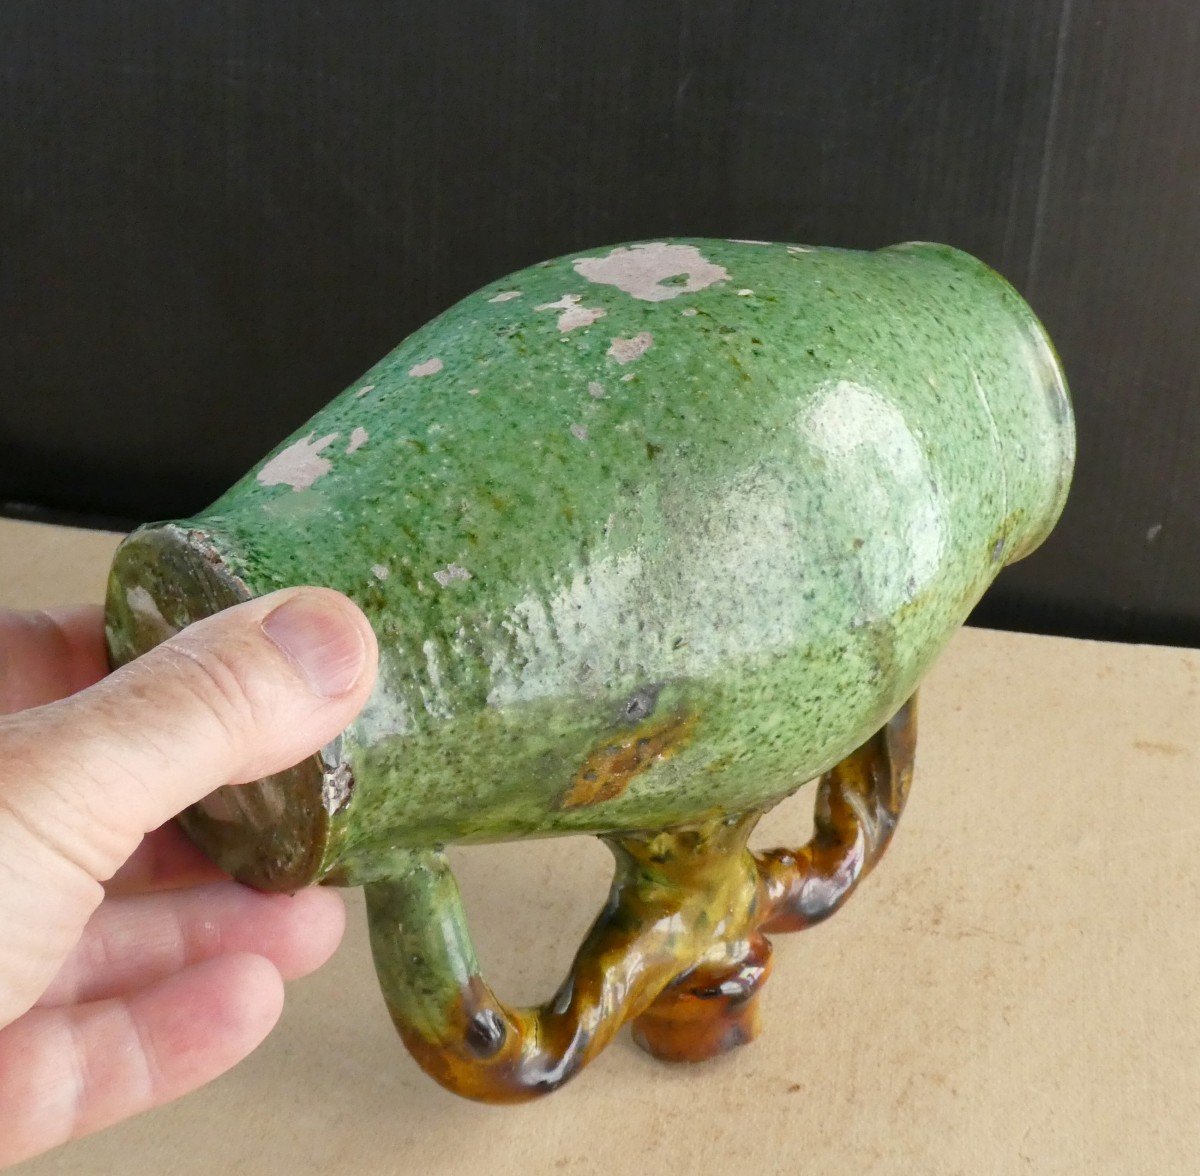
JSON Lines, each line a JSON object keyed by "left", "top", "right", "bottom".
{"left": 261, "top": 594, "right": 368, "bottom": 698}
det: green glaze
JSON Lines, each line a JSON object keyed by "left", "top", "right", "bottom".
{"left": 104, "top": 238, "right": 1073, "bottom": 1100}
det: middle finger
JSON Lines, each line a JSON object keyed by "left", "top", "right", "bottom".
{"left": 37, "top": 880, "right": 346, "bottom": 1007}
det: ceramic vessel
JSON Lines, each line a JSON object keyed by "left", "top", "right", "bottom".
{"left": 105, "top": 238, "right": 1074, "bottom": 1101}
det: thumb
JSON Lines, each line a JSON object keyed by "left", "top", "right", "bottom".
{"left": 0, "top": 586, "right": 377, "bottom": 890}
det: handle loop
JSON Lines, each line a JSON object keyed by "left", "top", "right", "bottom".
{"left": 365, "top": 694, "right": 916, "bottom": 1101}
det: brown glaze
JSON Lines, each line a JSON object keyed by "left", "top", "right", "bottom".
{"left": 560, "top": 710, "right": 698, "bottom": 808}
{"left": 756, "top": 695, "right": 916, "bottom": 933}
{"left": 631, "top": 934, "right": 773, "bottom": 1064}
{"left": 367, "top": 695, "right": 917, "bottom": 1102}
{"left": 374, "top": 813, "right": 765, "bottom": 1102}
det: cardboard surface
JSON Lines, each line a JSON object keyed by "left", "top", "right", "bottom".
{"left": 3, "top": 516, "right": 1198, "bottom": 1175}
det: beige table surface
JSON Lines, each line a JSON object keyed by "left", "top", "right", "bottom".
{"left": 3, "top": 516, "right": 1198, "bottom": 1176}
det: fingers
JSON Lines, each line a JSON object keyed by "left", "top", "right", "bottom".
{"left": 1, "top": 587, "right": 377, "bottom": 877}
{"left": 0, "top": 954, "right": 284, "bottom": 1167}
{"left": 38, "top": 882, "right": 345, "bottom": 1006}
{"left": 0, "top": 606, "right": 108, "bottom": 715}
{"left": 0, "top": 587, "right": 376, "bottom": 1027}
{"left": 106, "top": 823, "right": 228, "bottom": 896}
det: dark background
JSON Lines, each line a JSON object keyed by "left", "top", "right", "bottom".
{"left": 2, "top": 2, "right": 1197, "bottom": 645}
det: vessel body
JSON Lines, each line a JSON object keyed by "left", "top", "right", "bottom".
{"left": 105, "top": 238, "right": 1073, "bottom": 890}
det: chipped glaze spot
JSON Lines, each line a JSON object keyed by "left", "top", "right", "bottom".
{"left": 257, "top": 431, "right": 339, "bottom": 491}
{"left": 536, "top": 294, "right": 579, "bottom": 312}
{"left": 372, "top": 564, "right": 391, "bottom": 581}
{"left": 620, "top": 372, "right": 636, "bottom": 382}
{"left": 787, "top": 245, "right": 815, "bottom": 255}
{"left": 321, "top": 763, "right": 354, "bottom": 815}
{"left": 468, "top": 387, "right": 480, "bottom": 396}
{"left": 728, "top": 239, "right": 771, "bottom": 246}
{"left": 560, "top": 306, "right": 604, "bottom": 333}
{"left": 608, "top": 332, "right": 654, "bottom": 364}
{"left": 489, "top": 291, "right": 522, "bottom": 303}
{"left": 433, "top": 563, "right": 472, "bottom": 587}
{"left": 587, "top": 381, "right": 605, "bottom": 399}
{"left": 681, "top": 308, "right": 698, "bottom": 317}
{"left": 410, "top": 358, "right": 444, "bottom": 378}
{"left": 570, "top": 423, "right": 589, "bottom": 442}
{"left": 574, "top": 243, "right": 729, "bottom": 302}
{"left": 737, "top": 289, "right": 753, "bottom": 296}
{"left": 535, "top": 293, "right": 607, "bottom": 333}
{"left": 354, "top": 384, "right": 376, "bottom": 399}
{"left": 347, "top": 427, "right": 369, "bottom": 454}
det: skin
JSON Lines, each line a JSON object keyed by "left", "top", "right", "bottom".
{"left": 0, "top": 589, "right": 377, "bottom": 1168}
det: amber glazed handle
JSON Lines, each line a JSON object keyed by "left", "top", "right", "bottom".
{"left": 754, "top": 694, "right": 916, "bottom": 933}
{"left": 365, "top": 695, "right": 917, "bottom": 1102}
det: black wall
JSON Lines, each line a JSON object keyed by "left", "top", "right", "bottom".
{"left": 2, "top": 3, "right": 1197, "bottom": 645}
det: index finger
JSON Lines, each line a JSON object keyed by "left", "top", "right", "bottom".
{"left": 0, "top": 606, "right": 109, "bottom": 715}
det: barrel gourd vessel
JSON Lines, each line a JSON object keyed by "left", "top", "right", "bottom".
{"left": 104, "top": 238, "right": 1074, "bottom": 1101}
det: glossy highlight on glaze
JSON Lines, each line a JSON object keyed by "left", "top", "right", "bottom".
{"left": 104, "top": 238, "right": 1074, "bottom": 1101}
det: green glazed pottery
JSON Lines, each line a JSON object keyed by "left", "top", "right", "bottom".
{"left": 104, "top": 238, "right": 1074, "bottom": 1101}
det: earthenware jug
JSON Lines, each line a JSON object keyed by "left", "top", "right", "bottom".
{"left": 105, "top": 238, "right": 1074, "bottom": 1101}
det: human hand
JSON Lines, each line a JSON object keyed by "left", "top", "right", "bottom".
{"left": 0, "top": 589, "right": 378, "bottom": 1166}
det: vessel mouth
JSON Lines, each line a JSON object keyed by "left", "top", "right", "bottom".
{"left": 105, "top": 522, "right": 334, "bottom": 892}
{"left": 882, "top": 241, "right": 1075, "bottom": 565}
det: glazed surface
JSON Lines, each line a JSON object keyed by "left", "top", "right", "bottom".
{"left": 107, "top": 239, "right": 1072, "bottom": 882}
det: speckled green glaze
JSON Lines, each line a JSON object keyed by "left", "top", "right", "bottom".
{"left": 105, "top": 238, "right": 1073, "bottom": 1099}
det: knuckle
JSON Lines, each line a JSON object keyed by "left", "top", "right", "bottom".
{"left": 0, "top": 715, "right": 123, "bottom": 886}
{"left": 159, "top": 641, "right": 265, "bottom": 746}
{"left": 0, "top": 1014, "right": 78, "bottom": 1162}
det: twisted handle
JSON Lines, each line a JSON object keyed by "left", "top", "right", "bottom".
{"left": 365, "top": 816, "right": 762, "bottom": 1103}
{"left": 755, "top": 695, "right": 916, "bottom": 932}
{"left": 365, "top": 694, "right": 917, "bottom": 1101}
